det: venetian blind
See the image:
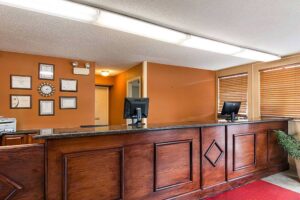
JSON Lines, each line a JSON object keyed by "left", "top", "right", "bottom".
{"left": 218, "top": 73, "right": 248, "bottom": 115}
{"left": 260, "top": 65, "right": 300, "bottom": 117}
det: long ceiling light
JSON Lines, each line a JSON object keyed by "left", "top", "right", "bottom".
{"left": 181, "top": 35, "right": 242, "bottom": 55}
{"left": 96, "top": 10, "right": 188, "bottom": 44}
{"left": 0, "top": 0, "right": 281, "bottom": 62}
{"left": 0, "top": 0, "right": 99, "bottom": 23}
{"left": 233, "top": 49, "right": 280, "bottom": 62}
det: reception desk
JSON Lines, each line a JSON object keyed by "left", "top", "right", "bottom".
{"left": 0, "top": 118, "right": 290, "bottom": 200}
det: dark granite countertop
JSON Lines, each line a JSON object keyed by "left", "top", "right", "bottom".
{"left": 0, "top": 129, "right": 38, "bottom": 136}
{"left": 23, "top": 117, "right": 291, "bottom": 140}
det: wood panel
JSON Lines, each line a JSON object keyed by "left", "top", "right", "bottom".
{"left": 227, "top": 121, "right": 287, "bottom": 180}
{"left": 154, "top": 140, "right": 192, "bottom": 191}
{"left": 63, "top": 148, "right": 123, "bottom": 200}
{"left": 201, "top": 126, "right": 226, "bottom": 189}
{"left": 227, "top": 124, "right": 257, "bottom": 179}
{"left": 47, "top": 128, "right": 200, "bottom": 200}
{"left": 233, "top": 133, "right": 256, "bottom": 171}
{"left": 2, "top": 135, "right": 26, "bottom": 146}
{"left": 0, "top": 144, "right": 44, "bottom": 200}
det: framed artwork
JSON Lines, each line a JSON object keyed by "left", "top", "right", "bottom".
{"left": 60, "top": 96, "right": 77, "bottom": 109}
{"left": 60, "top": 79, "right": 78, "bottom": 92}
{"left": 39, "top": 99, "right": 55, "bottom": 116}
{"left": 10, "top": 95, "right": 32, "bottom": 109}
{"left": 39, "top": 63, "right": 55, "bottom": 80}
{"left": 10, "top": 75, "right": 32, "bottom": 89}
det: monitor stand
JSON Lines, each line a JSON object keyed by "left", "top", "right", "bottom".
{"left": 128, "top": 119, "right": 145, "bottom": 127}
{"left": 128, "top": 108, "right": 145, "bottom": 127}
{"left": 226, "top": 112, "right": 237, "bottom": 122}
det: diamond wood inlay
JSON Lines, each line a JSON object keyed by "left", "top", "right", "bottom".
{"left": 0, "top": 174, "right": 22, "bottom": 200}
{"left": 204, "top": 140, "right": 224, "bottom": 167}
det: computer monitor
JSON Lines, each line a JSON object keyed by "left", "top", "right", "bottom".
{"left": 221, "top": 101, "right": 241, "bottom": 121}
{"left": 124, "top": 98, "right": 149, "bottom": 126}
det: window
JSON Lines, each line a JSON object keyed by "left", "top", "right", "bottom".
{"left": 218, "top": 73, "right": 248, "bottom": 115}
{"left": 260, "top": 65, "right": 300, "bottom": 117}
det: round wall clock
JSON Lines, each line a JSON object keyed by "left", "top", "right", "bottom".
{"left": 38, "top": 82, "right": 55, "bottom": 97}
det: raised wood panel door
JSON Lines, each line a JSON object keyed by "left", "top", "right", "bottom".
{"left": 63, "top": 148, "right": 124, "bottom": 200}
{"left": 0, "top": 144, "right": 44, "bottom": 200}
{"left": 201, "top": 126, "right": 226, "bottom": 189}
{"left": 227, "top": 122, "right": 288, "bottom": 180}
{"left": 227, "top": 124, "right": 268, "bottom": 179}
{"left": 154, "top": 140, "right": 192, "bottom": 191}
{"left": 123, "top": 129, "right": 200, "bottom": 200}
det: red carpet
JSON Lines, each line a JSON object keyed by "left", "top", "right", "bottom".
{"left": 206, "top": 180, "right": 300, "bottom": 200}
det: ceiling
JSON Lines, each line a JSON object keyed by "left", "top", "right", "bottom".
{"left": 1, "top": 0, "right": 300, "bottom": 74}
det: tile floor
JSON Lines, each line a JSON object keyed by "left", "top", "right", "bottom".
{"left": 262, "top": 170, "right": 300, "bottom": 193}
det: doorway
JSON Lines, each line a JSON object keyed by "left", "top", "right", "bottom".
{"left": 95, "top": 86, "right": 109, "bottom": 125}
{"left": 126, "top": 77, "right": 141, "bottom": 124}
{"left": 127, "top": 77, "right": 141, "bottom": 98}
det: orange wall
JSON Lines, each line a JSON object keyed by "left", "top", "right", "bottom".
{"left": 109, "top": 63, "right": 143, "bottom": 125}
{"left": 0, "top": 51, "right": 95, "bottom": 129}
{"left": 147, "top": 63, "right": 216, "bottom": 124}
{"left": 95, "top": 75, "right": 114, "bottom": 86}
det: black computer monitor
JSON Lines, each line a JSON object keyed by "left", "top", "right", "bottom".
{"left": 221, "top": 101, "right": 241, "bottom": 121}
{"left": 124, "top": 98, "right": 149, "bottom": 126}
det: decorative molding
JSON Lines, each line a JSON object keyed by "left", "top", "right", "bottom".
{"left": 233, "top": 133, "right": 256, "bottom": 171}
{"left": 154, "top": 140, "right": 193, "bottom": 192}
{"left": 204, "top": 140, "right": 224, "bottom": 167}
{"left": 63, "top": 148, "right": 124, "bottom": 200}
{"left": 0, "top": 174, "right": 22, "bottom": 200}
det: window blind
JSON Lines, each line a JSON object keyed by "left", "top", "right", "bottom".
{"left": 218, "top": 73, "right": 248, "bottom": 114}
{"left": 260, "top": 65, "right": 300, "bottom": 117}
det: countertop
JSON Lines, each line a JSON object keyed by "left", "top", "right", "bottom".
{"left": 21, "top": 117, "right": 291, "bottom": 140}
{"left": 0, "top": 118, "right": 290, "bottom": 140}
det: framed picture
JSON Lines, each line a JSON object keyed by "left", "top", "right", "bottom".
{"left": 39, "top": 63, "right": 55, "bottom": 80}
{"left": 60, "top": 79, "right": 78, "bottom": 92}
{"left": 39, "top": 99, "right": 55, "bottom": 116}
{"left": 10, "top": 95, "right": 32, "bottom": 109}
{"left": 60, "top": 96, "right": 77, "bottom": 109}
{"left": 10, "top": 75, "right": 32, "bottom": 89}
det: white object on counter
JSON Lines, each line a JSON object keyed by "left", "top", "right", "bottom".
{"left": 0, "top": 118, "right": 16, "bottom": 133}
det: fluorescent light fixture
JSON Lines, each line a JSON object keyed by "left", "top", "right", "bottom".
{"left": 0, "top": 0, "right": 99, "bottom": 22}
{"left": 233, "top": 49, "right": 280, "bottom": 62}
{"left": 0, "top": 0, "right": 281, "bottom": 62}
{"left": 100, "top": 70, "right": 110, "bottom": 77}
{"left": 181, "top": 35, "right": 242, "bottom": 55}
{"left": 96, "top": 10, "right": 188, "bottom": 44}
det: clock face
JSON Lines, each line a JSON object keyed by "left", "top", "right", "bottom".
{"left": 41, "top": 85, "right": 52, "bottom": 94}
{"left": 38, "top": 82, "right": 55, "bottom": 97}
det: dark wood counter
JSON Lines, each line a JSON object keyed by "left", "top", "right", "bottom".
{"left": 0, "top": 118, "right": 290, "bottom": 200}
{"left": 42, "top": 119, "right": 289, "bottom": 200}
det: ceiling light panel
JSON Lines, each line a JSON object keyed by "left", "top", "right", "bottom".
{"left": 0, "top": 0, "right": 99, "bottom": 22}
{"left": 96, "top": 10, "right": 188, "bottom": 44}
{"left": 0, "top": 0, "right": 281, "bottom": 62}
{"left": 181, "top": 35, "right": 242, "bottom": 55}
{"left": 233, "top": 49, "right": 280, "bottom": 62}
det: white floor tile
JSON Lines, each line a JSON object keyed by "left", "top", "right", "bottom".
{"left": 262, "top": 170, "right": 300, "bottom": 193}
